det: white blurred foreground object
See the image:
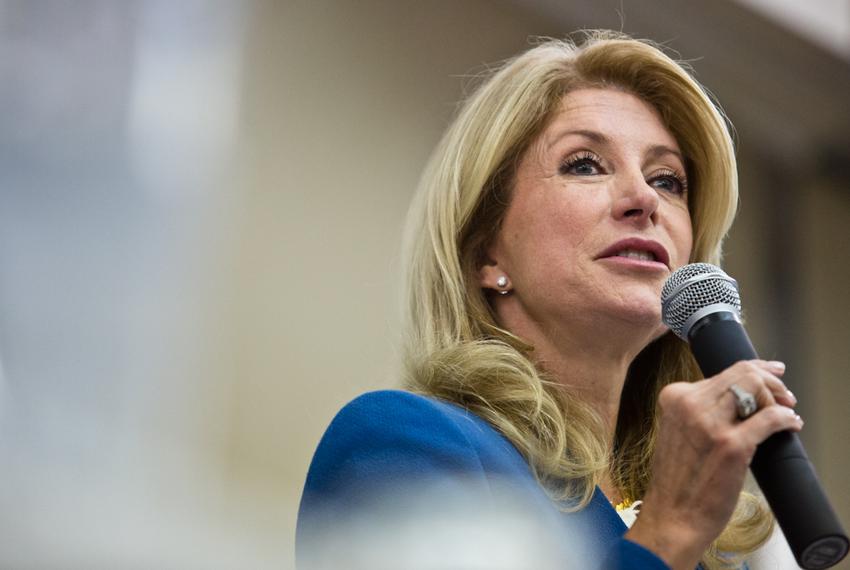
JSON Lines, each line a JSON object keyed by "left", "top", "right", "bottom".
{"left": 750, "top": 524, "right": 804, "bottom": 570}
{"left": 298, "top": 480, "right": 588, "bottom": 570}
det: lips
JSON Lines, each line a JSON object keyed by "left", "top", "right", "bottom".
{"left": 596, "top": 238, "right": 670, "bottom": 268}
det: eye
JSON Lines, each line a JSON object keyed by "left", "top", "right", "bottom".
{"left": 648, "top": 169, "right": 688, "bottom": 195}
{"left": 559, "top": 152, "right": 604, "bottom": 176}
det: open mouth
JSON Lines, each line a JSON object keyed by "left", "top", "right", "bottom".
{"left": 596, "top": 238, "right": 670, "bottom": 268}
{"left": 612, "top": 249, "right": 657, "bottom": 262}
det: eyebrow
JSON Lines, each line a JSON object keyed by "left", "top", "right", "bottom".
{"left": 546, "top": 128, "right": 686, "bottom": 164}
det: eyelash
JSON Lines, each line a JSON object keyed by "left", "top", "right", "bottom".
{"left": 651, "top": 168, "right": 689, "bottom": 195}
{"left": 558, "top": 153, "right": 689, "bottom": 195}
{"left": 559, "top": 152, "right": 602, "bottom": 176}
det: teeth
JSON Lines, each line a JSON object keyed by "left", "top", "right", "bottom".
{"left": 615, "top": 249, "right": 655, "bottom": 261}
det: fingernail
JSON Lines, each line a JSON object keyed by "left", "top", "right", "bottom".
{"left": 768, "top": 360, "right": 786, "bottom": 372}
{"left": 786, "top": 389, "right": 797, "bottom": 405}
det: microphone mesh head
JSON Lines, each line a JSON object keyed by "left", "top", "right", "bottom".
{"left": 661, "top": 263, "right": 742, "bottom": 339}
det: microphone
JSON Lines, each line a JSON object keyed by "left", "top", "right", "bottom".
{"left": 661, "top": 263, "right": 849, "bottom": 570}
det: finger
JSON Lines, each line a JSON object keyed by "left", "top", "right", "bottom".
{"left": 745, "top": 361, "right": 795, "bottom": 409}
{"left": 713, "top": 361, "right": 785, "bottom": 416}
{"left": 759, "top": 360, "right": 786, "bottom": 378}
{"left": 710, "top": 373, "right": 765, "bottom": 424}
{"left": 762, "top": 373, "right": 796, "bottom": 408}
{"left": 736, "top": 404, "right": 804, "bottom": 450}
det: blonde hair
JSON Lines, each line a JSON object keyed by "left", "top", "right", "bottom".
{"left": 402, "top": 31, "right": 771, "bottom": 568}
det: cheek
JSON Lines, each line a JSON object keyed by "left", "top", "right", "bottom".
{"left": 522, "top": 205, "right": 588, "bottom": 261}
{"left": 498, "top": 202, "right": 586, "bottom": 286}
{"left": 674, "top": 211, "right": 694, "bottom": 264}
{"left": 503, "top": 190, "right": 568, "bottom": 245}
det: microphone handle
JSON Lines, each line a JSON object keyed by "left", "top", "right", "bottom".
{"left": 688, "top": 315, "right": 849, "bottom": 570}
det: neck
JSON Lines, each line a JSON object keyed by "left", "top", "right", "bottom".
{"left": 530, "top": 331, "right": 634, "bottom": 445}
{"left": 496, "top": 302, "right": 659, "bottom": 449}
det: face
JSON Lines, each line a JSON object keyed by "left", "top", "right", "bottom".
{"left": 480, "top": 88, "right": 693, "bottom": 339}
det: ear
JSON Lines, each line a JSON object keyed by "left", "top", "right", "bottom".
{"left": 479, "top": 262, "right": 507, "bottom": 290}
{"left": 478, "top": 247, "right": 512, "bottom": 293}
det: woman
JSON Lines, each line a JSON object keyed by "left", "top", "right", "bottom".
{"left": 297, "top": 32, "right": 801, "bottom": 569}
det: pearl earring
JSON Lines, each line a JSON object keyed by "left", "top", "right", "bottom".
{"left": 496, "top": 275, "right": 509, "bottom": 295}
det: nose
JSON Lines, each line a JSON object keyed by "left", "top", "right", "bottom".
{"left": 612, "top": 171, "right": 660, "bottom": 225}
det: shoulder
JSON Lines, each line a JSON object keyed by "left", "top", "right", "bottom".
{"left": 325, "top": 389, "right": 475, "bottom": 430}
{"left": 299, "top": 389, "right": 550, "bottom": 517}
{"left": 321, "top": 389, "right": 494, "bottom": 447}
{"left": 305, "top": 390, "right": 519, "bottom": 489}
{"left": 297, "top": 391, "right": 661, "bottom": 569}
{"left": 297, "top": 391, "right": 565, "bottom": 567}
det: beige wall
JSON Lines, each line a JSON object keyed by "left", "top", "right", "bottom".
{"left": 803, "top": 180, "right": 850, "bottom": 536}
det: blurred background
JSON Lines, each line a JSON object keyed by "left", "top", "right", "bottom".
{"left": 1, "top": 0, "right": 848, "bottom": 567}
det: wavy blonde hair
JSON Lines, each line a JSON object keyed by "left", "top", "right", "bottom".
{"left": 402, "top": 31, "right": 771, "bottom": 568}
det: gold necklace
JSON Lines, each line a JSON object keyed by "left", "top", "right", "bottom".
{"left": 613, "top": 497, "right": 635, "bottom": 512}
{"left": 613, "top": 497, "right": 643, "bottom": 527}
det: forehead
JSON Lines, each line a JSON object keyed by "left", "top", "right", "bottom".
{"left": 541, "top": 88, "right": 681, "bottom": 152}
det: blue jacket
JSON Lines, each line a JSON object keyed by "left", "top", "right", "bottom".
{"left": 296, "top": 389, "right": 670, "bottom": 569}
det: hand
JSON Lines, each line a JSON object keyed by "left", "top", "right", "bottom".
{"left": 624, "top": 359, "right": 803, "bottom": 570}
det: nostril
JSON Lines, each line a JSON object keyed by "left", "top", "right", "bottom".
{"left": 624, "top": 208, "right": 644, "bottom": 217}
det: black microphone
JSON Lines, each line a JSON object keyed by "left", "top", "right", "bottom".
{"left": 661, "top": 263, "right": 848, "bottom": 570}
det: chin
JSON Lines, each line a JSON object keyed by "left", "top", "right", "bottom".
{"left": 612, "top": 287, "right": 663, "bottom": 318}
{"left": 608, "top": 297, "right": 665, "bottom": 335}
